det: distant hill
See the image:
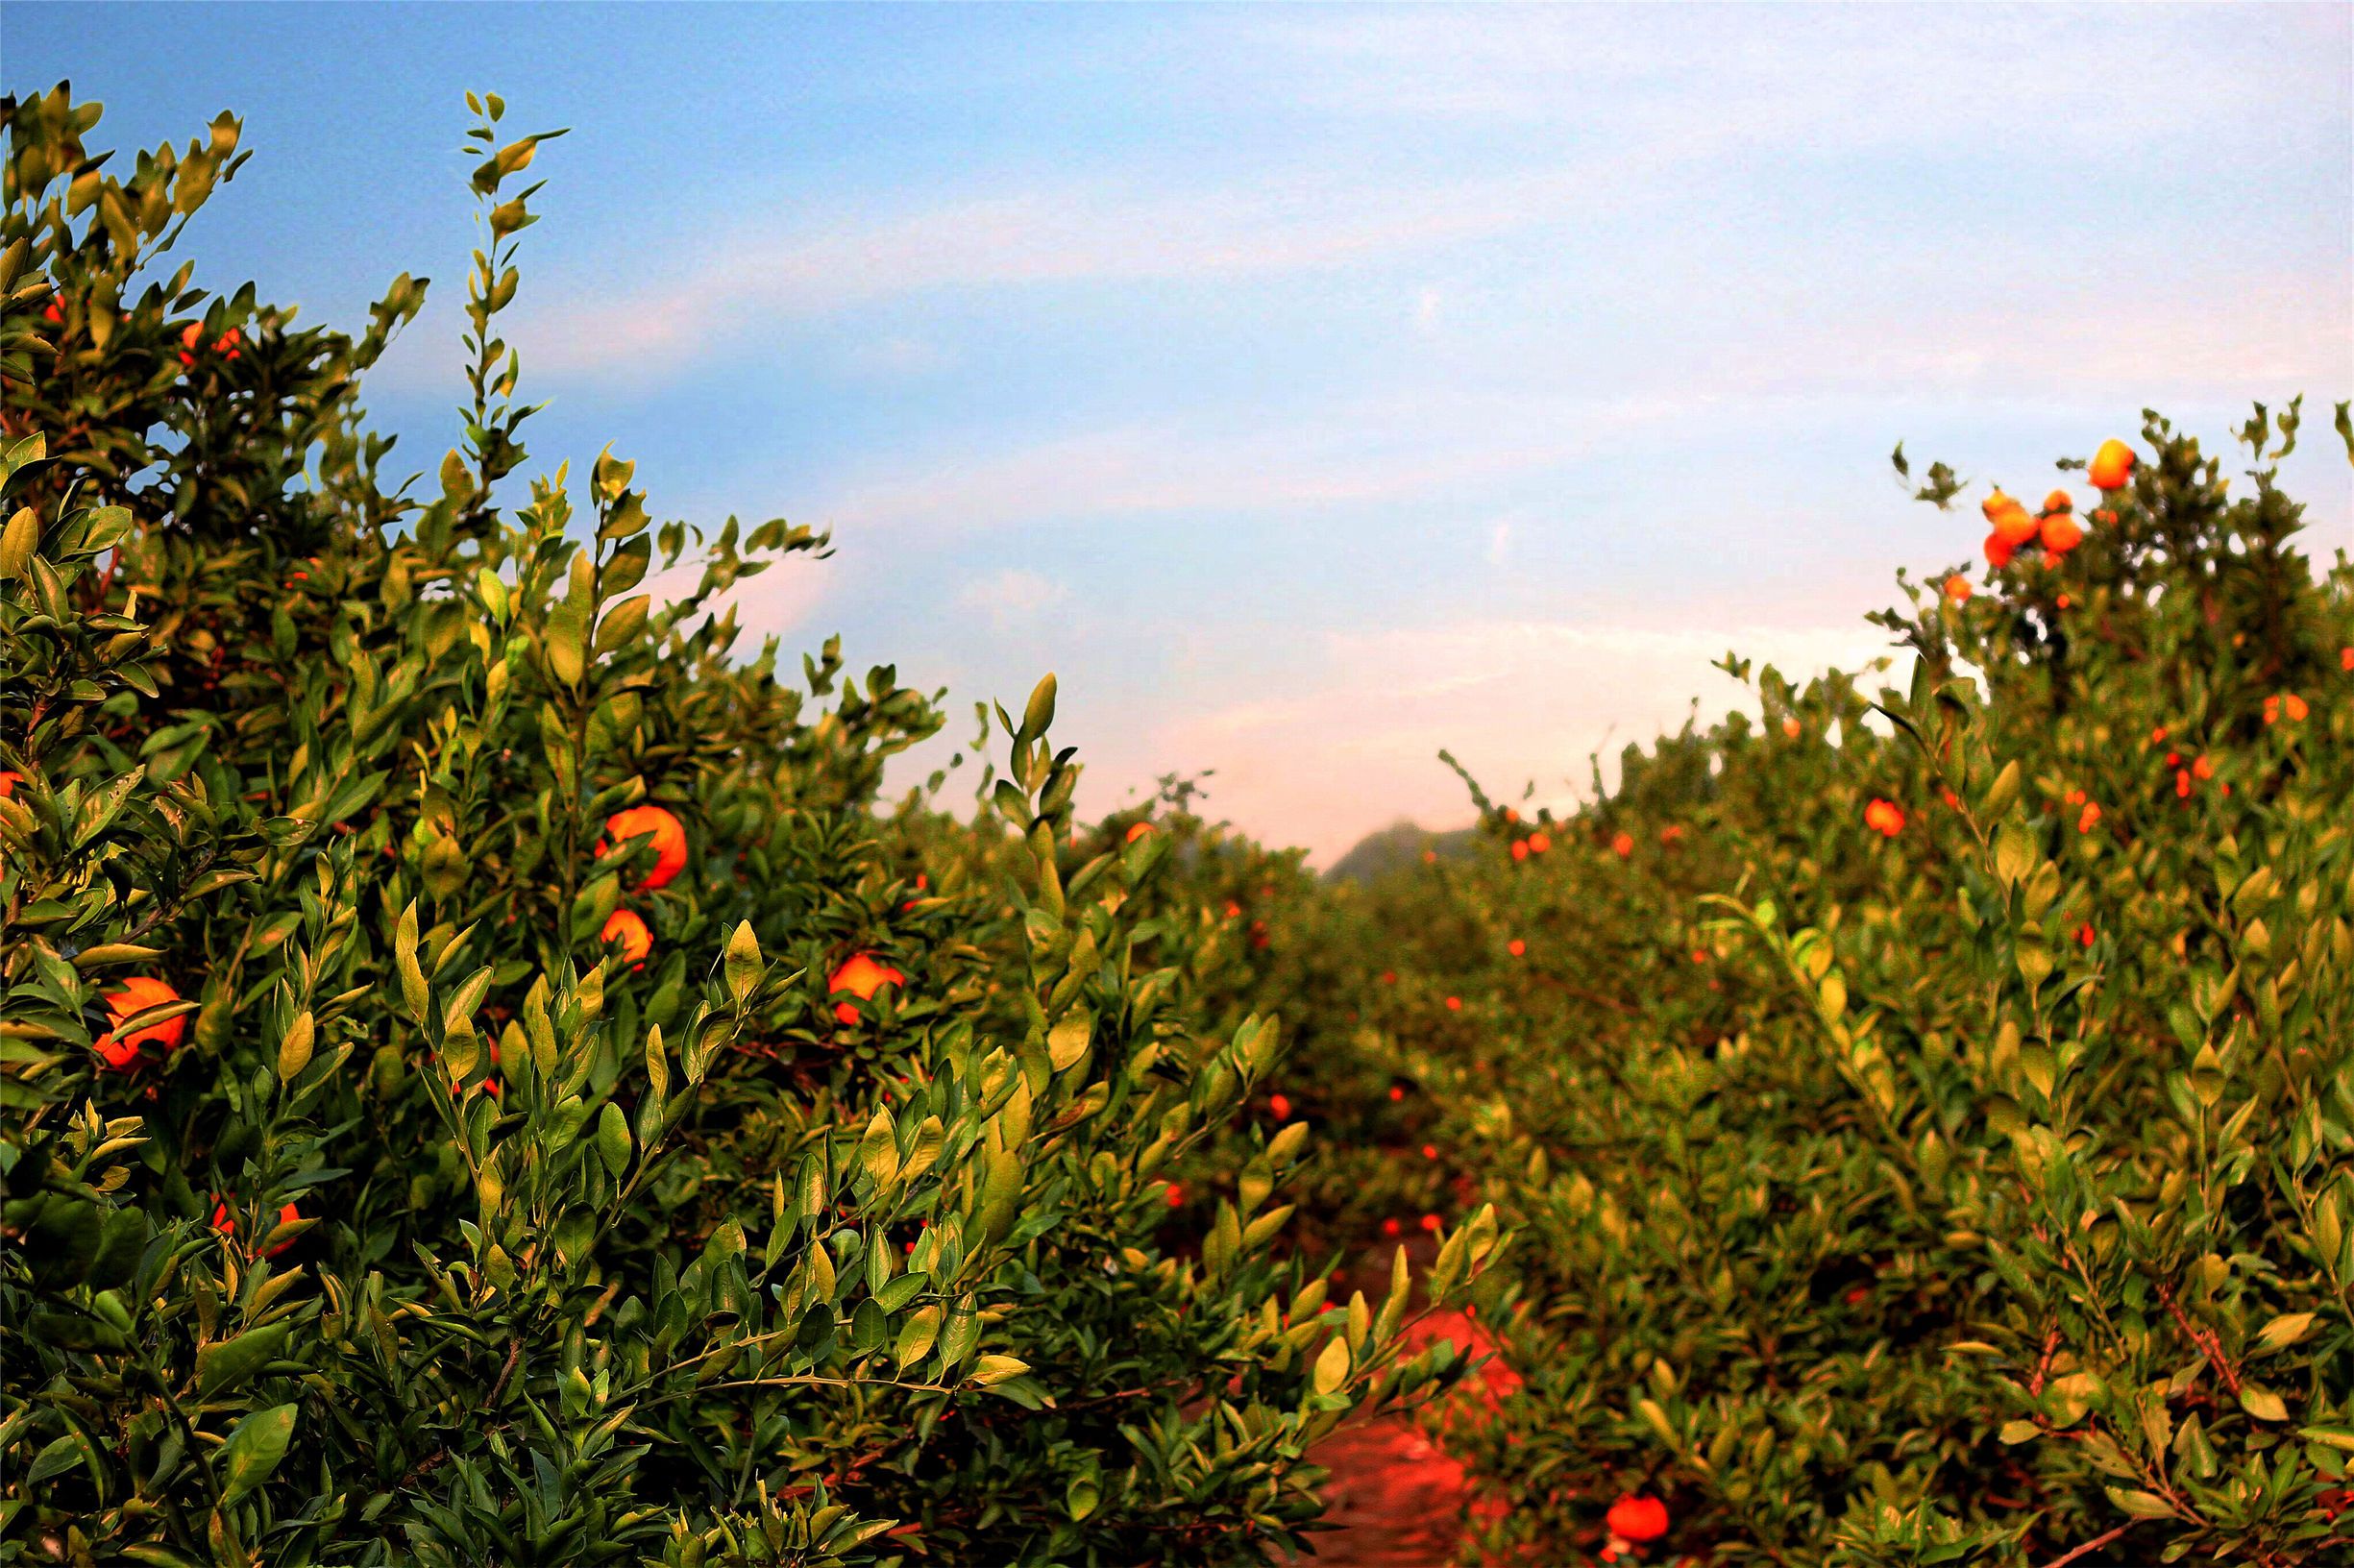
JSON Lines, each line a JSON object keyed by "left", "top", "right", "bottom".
{"left": 1321, "top": 820, "right": 1480, "bottom": 886}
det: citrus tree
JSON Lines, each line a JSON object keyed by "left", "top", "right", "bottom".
{"left": 1290, "top": 409, "right": 2353, "bottom": 1566}
{"left": 0, "top": 87, "right": 1501, "bottom": 1568}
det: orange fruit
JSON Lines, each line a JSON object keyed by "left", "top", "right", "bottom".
{"left": 2077, "top": 923, "right": 2097, "bottom": 948}
{"left": 2077, "top": 801, "right": 2101, "bottom": 833}
{"left": 1781, "top": 717, "right": 1802, "bottom": 739}
{"left": 1422, "top": 1143, "right": 1439, "bottom": 1161}
{"left": 1863, "top": 799, "right": 1905, "bottom": 838}
{"left": 1611, "top": 831, "right": 1634, "bottom": 859}
{"left": 1508, "top": 939, "right": 1526, "bottom": 957}
{"left": 1606, "top": 1496, "right": 1670, "bottom": 1543}
{"left": 2284, "top": 693, "right": 2309, "bottom": 722}
{"left": 1510, "top": 839, "right": 1529, "bottom": 861}
{"left": 1269, "top": 1093, "right": 1292, "bottom": 1121}
{"left": 601, "top": 804, "right": 688, "bottom": 891}
{"left": 828, "top": 951, "right": 905, "bottom": 1025}
{"left": 2040, "top": 510, "right": 2084, "bottom": 555}
{"left": 1388, "top": 1085, "right": 1406, "bottom": 1101}
{"left": 1443, "top": 995, "right": 1461, "bottom": 1012}
{"left": 1984, "top": 490, "right": 2040, "bottom": 548}
{"left": 95, "top": 976, "right": 187, "bottom": 1071}
{"left": 210, "top": 1197, "right": 304, "bottom": 1259}
{"left": 1165, "top": 1183, "right": 1186, "bottom": 1209}
{"left": 1383, "top": 1217, "right": 1403, "bottom": 1237}
{"left": 1943, "top": 574, "right": 1972, "bottom": 602}
{"left": 1528, "top": 831, "right": 1552, "bottom": 853}
{"left": 2088, "top": 438, "right": 2135, "bottom": 491}
{"left": 1419, "top": 1213, "right": 1441, "bottom": 1233}
{"left": 601, "top": 908, "right": 652, "bottom": 968}
{"left": 1984, "top": 531, "right": 2015, "bottom": 570}
{"left": 2040, "top": 489, "right": 2073, "bottom": 515}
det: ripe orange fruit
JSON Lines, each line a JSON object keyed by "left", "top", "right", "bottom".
{"left": 2040, "top": 489, "right": 2073, "bottom": 516}
{"left": 1983, "top": 531, "right": 2015, "bottom": 570}
{"left": 1419, "top": 1213, "right": 1441, "bottom": 1233}
{"left": 828, "top": 951, "right": 905, "bottom": 1025}
{"left": 2088, "top": 438, "right": 2135, "bottom": 491}
{"left": 1781, "top": 717, "right": 1802, "bottom": 739}
{"left": 1443, "top": 995, "right": 1461, "bottom": 1012}
{"left": 1943, "top": 574, "right": 1972, "bottom": 603}
{"left": 601, "top": 908, "right": 652, "bottom": 968}
{"left": 1508, "top": 939, "right": 1526, "bottom": 957}
{"left": 1510, "top": 840, "right": 1529, "bottom": 862}
{"left": 1165, "top": 1183, "right": 1186, "bottom": 1209}
{"left": 2284, "top": 693, "right": 2309, "bottom": 722}
{"left": 1983, "top": 490, "right": 2040, "bottom": 548}
{"left": 2077, "top": 923, "right": 2097, "bottom": 947}
{"left": 1388, "top": 1085, "right": 1406, "bottom": 1101}
{"left": 1659, "top": 824, "right": 1684, "bottom": 845}
{"left": 1611, "top": 831, "right": 1634, "bottom": 859}
{"left": 177, "top": 321, "right": 204, "bottom": 366}
{"left": 1606, "top": 1495, "right": 1670, "bottom": 1543}
{"left": 2192, "top": 754, "right": 2214, "bottom": 780}
{"left": 2077, "top": 801, "right": 2101, "bottom": 834}
{"left": 1223, "top": 900, "right": 1242, "bottom": 919}
{"left": 95, "top": 976, "right": 187, "bottom": 1071}
{"left": 1528, "top": 830, "right": 1551, "bottom": 853}
{"left": 210, "top": 1197, "right": 303, "bottom": 1259}
{"left": 1863, "top": 799, "right": 1905, "bottom": 837}
{"left": 601, "top": 804, "right": 688, "bottom": 891}
{"left": 1422, "top": 1143, "right": 1439, "bottom": 1161}
{"left": 1270, "top": 1092, "right": 1292, "bottom": 1121}
{"left": 1383, "top": 1217, "right": 1403, "bottom": 1237}
{"left": 2040, "top": 509, "right": 2083, "bottom": 555}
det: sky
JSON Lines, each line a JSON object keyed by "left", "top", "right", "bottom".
{"left": 11, "top": 2, "right": 2351, "bottom": 863}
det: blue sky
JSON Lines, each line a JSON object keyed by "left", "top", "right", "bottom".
{"left": 12, "top": 2, "right": 2350, "bottom": 860}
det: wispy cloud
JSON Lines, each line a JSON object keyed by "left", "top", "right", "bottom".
{"left": 1134, "top": 616, "right": 1905, "bottom": 863}
{"left": 954, "top": 567, "right": 1071, "bottom": 631}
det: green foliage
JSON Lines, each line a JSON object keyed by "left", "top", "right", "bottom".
{"left": 0, "top": 89, "right": 1495, "bottom": 1568}
{"left": 1278, "top": 408, "right": 2354, "bottom": 1563}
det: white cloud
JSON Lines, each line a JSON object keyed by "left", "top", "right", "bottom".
{"left": 954, "top": 567, "right": 1072, "bottom": 631}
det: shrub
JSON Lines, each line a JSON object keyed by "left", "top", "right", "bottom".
{"left": 1287, "top": 410, "right": 2353, "bottom": 1564}
{"left": 0, "top": 87, "right": 1498, "bottom": 1567}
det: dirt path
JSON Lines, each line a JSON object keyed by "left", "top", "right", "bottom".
{"left": 1302, "top": 1307, "right": 1508, "bottom": 1567}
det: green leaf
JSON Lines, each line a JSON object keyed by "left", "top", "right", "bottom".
{"left": 859, "top": 1106, "right": 899, "bottom": 1188}
{"left": 971, "top": 1353, "right": 1030, "bottom": 1387}
{"left": 2239, "top": 1385, "right": 2290, "bottom": 1423}
{"left": 1312, "top": 1334, "right": 1350, "bottom": 1395}
{"left": 595, "top": 1101, "right": 632, "bottom": 1177}
{"left": 1018, "top": 674, "right": 1058, "bottom": 744}
{"left": 197, "top": 1321, "right": 290, "bottom": 1397}
{"left": 218, "top": 1403, "right": 297, "bottom": 1502}
{"left": 2103, "top": 1486, "right": 2175, "bottom": 1520}
{"left": 0, "top": 504, "right": 37, "bottom": 580}
{"left": 895, "top": 1305, "right": 942, "bottom": 1369}
{"left": 723, "top": 920, "right": 761, "bottom": 1004}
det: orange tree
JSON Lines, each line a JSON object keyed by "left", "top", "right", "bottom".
{"left": 0, "top": 88, "right": 1504, "bottom": 1567}
{"left": 1286, "top": 410, "right": 2352, "bottom": 1565}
